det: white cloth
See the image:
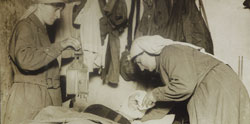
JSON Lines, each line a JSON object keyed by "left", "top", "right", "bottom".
{"left": 119, "top": 90, "right": 153, "bottom": 120}
{"left": 74, "top": 0, "right": 104, "bottom": 72}
{"left": 130, "top": 35, "right": 227, "bottom": 64}
{"left": 20, "top": 0, "right": 67, "bottom": 20}
{"left": 131, "top": 114, "right": 175, "bottom": 124}
{"left": 130, "top": 35, "right": 204, "bottom": 58}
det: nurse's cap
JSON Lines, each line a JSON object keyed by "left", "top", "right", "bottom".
{"left": 32, "top": 0, "right": 67, "bottom": 3}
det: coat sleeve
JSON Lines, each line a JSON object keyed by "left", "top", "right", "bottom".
{"left": 14, "top": 22, "right": 64, "bottom": 71}
{"left": 152, "top": 46, "right": 197, "bottom": 102}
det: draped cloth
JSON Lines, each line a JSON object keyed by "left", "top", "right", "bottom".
{"left": 136, "top": 0, "right": 214, "bottom": 54}
{"left": 130, "top": 35, "right": 204, "bottom": 59}
{"left": 19, "top": 0, "right": 67, "bottom": 21}
{"left": 130, "top": 35, "right": 227, "bottom": 64}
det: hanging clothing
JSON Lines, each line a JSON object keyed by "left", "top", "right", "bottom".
{"left": 127, "top": 0, "right": 141, "bottom": 50}
{"left": 162, "top": 0, "right": 214, "bottom": 54}
{"left": 5, "top": 14, "right": 63, "bottom": 124}
{"left": 120, "top": 0, "right": 141, "bottom": 81}
{"left": 55, "top": 1, "right": 81, "bottom": 49}
{"left": 74, "top": 0, "right": 104, "bottom": 72}
{"left": 136, "top": 0, "right": 171, "bottom": 37}
{"left": 99, "top": 0, "right": 128, "bottom": 84}
{"left": 127, "top": 0, "right": 136, "bottom": 50}
{"left": 137, "top": 0, "right": 214, "bottom": 54}
{"left": 54, "top": 1, "right": 81, "bottom": 75}
{"left": 101, "top": 24, "right": 121, "bottom": 84}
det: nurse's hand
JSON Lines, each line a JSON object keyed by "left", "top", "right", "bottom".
{"left": 60, "top": 37, "right": 81, "bottom": 51}
{"left": 141, "top": 91, "right": 156, "bottom": 109}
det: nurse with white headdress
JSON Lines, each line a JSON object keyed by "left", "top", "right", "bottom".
{"left": 130, "top": 35, "right": 250, "bottom": 124}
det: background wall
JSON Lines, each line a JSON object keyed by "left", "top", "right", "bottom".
{"left": 79, "top": 0, "right": 250, "bottom": 112}
{"left": 203, "top": 0, "right": 250, "bottom": 94}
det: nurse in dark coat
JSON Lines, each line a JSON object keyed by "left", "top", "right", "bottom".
{"left": 4, "top": 0, "right": 81, "bottom": 124}
{"left": 130, "top": 35, "right": 250, "bottom": 124}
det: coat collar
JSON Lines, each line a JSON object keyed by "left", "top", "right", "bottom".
{"left": 28, "top": 13, "right": 47, "bottom": 33}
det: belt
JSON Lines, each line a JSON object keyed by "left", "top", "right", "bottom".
{"left": 14, "top": 75, "right": 60, "bottom": 89}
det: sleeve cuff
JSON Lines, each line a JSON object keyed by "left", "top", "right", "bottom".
{"left": 152, "top": 87, "right": 164, "bottom": 101}
{"left": 44, "top": 42, "right": 64, "bottom": 58}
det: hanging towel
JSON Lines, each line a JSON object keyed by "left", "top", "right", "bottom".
{"left": 54, "top": 2, "right": 81, "bottom": 75}
{"left": 74, "top": 0, "right": 104, "bottom": 72}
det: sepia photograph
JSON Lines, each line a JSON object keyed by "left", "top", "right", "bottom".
{"left": 0, "top": 0, "right": 250, "bottom": 124}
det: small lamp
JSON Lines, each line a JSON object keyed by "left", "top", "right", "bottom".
{"left": 66, "top": 51, "right": 89, "bottom": 100}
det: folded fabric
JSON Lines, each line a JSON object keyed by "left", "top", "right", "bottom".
{"left": 119, "top": 90, "right": 154, "bottom": 120}
{"left": 134, "top": 91, "right": 154, "bottom": 110}
{"left": 132, "top": 114, "right": 175, "bottom": 124}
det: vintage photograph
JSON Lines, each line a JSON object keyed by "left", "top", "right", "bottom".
{"left": 0, "top": 0, "right": 250, "bottom": 124}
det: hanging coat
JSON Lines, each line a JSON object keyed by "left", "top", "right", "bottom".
{"left": 152, "top": 44, "right": 250, "bottom": 124}
{"left": 137, "top": 0, "right": 171, "bottom": 37}
{"left": 5, "top": 14, "right": 63, "bottom": 124}
{"left": 162, "top": 0, "right": 214, "bottom": 54}
{"left": 99, "top": 0, "right": 128, "bottom": 84}
{"left": 137, "top": 0, "right": 214, "bottom": 54}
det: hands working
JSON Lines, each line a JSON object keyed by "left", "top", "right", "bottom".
{"left": 60, "top": 37, "right": 81, "bottom": 51}
{"left": 141, "top": 91, "right": 156, "bottom": 109}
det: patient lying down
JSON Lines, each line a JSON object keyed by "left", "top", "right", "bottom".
{"left": 26, "top": 90, "right": 174, "bottom": 124}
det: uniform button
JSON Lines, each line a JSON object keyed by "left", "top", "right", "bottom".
{"left": 45, "top": 48, "right": 49, "bottom": 52}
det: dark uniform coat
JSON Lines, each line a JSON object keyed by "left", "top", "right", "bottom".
{"left": 152, "top": 44, "right": 250, "bottom": 124}
{"left": 4, "top": 14, "right": 64, "bottom": 124}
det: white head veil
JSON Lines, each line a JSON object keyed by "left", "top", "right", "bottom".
{"left": 130, "top": 35, "right": 227, "bottom": 64}
{"left": 130, "top": 35, "right": 205, "bottom": 59}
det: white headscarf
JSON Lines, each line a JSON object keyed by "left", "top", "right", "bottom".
{"left": 130, "top": 35, "right": 227, "bottom": 64}
{"left": 130, "top": 35, "right": 205, "bottom": 59}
